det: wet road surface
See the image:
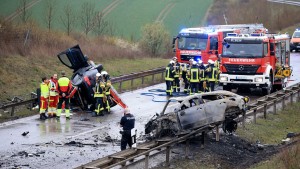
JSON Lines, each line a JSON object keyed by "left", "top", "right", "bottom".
{"left": 0, "top": 52, "right": 299, "bottom": 169}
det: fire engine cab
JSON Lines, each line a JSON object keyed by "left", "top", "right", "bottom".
{"left": 219, "top": 31, "right": 292, "bottom": 95}
{"left": 172, "top": 24, "right": 266, "bottom": 64}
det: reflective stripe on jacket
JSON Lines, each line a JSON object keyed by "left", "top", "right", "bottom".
{"left": 190, "top": 67, "right": 199, "bottom": 83}
{"left": 94, "top": 82, "right": 105, "bottom": 97}
{"left": 165, "top": 65, "right": 175, "bottom": 81}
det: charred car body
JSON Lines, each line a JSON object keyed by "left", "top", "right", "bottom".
{"left": 145, "top": 91, "right": 248, "bottom": 138}
{"left": 57, "top": 45, "right": 126, "bottom": 110}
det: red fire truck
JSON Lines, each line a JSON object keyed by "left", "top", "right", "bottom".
{"left": 172, "top": 24, "right": 266, "bottom": 64}
{"left": 219, "top": 32, "right": 292, "bottom": 95}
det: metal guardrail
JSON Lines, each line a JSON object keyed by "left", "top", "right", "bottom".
{"left": 76, "top": 82, "right": 300, "bottom": 169}
{"left": 111, "top": 67, "right": 165, "bottom": 92}
{"left": 0, "top": 67, "right": 166, "bottom": 115}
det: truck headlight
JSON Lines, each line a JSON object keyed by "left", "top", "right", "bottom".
{"left": 220, "top": 76, "right": 228, "bottom": 82}
{"left": 255, "top": 77, "right": 263, "bottom": 82}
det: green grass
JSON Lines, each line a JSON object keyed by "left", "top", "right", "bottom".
{"left": 0, "top": 0, "right": 213, "bottom": 39}
{"left": 0, "top": 56, "right": 169, "bottom": 101}
{"left": 236, "top": 103, "right": 300, "bottom": 145}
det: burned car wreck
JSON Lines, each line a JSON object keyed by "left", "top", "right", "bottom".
{"left": 145, "top": 91, "right": 249, "bottom": 138}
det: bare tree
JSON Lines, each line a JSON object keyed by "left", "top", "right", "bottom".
{"left": 80, "top": 2, "right": 96, "bottom": 36}
{"left": 44, "top": 0, "right": 56, "bottom": 31}
{"left": 94, "top": 12, "right": 108, "bottom": 36}
{"left": 19, "top": 0, "right": 32, "bottom": 23}
{"left": 60, "top": 2, "right": 76, "bottom": 36}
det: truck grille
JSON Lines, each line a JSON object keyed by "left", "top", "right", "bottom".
{"left": 223, "top": 64, "right": 259, "bottom": 75}
{"left": 180, "top": 55, "right": 197, "bottom": 61}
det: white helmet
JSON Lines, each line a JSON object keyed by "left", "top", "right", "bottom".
{"left": 198, "top": 60, "right": 203, "bottom": 64}
{"left": 170, "top": 60, "right": 175, "bottom": 64}
{"left": 96, "top": 73, "right": 101, "bottom": 77}
{"left": 101, "top": 71, "right": 108, "bottom": 75}
{"left": 192, "top": 61, "right": 197, "bottom": 65}
{"left": 189, "top": 59, "right": 194, "bottom": 62}
{"left": 208, "top": 59, "right": 214, "bottom": 64}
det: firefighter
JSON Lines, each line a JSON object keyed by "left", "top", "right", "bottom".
{"left": 120, "top": 108, "right": 135, "bottom": 150}
{"left": 93, "top": 73, "right": 105, "bottom": 116}
{"left": 48, "top": 74, "right": 58, "bottom": 118}
{"left": 206, "top": 60, "right": 218, "bottom": 92}
{"left": 40, "top": 77, "right": 49, "bottom": 120}
{"left": 56, "top": 71, "right": 72, "bottom": 120}
{"left": 215, "top": 56, "right": 221, "bottom": 85}
{"left": 198, "top": 60, "right": 206, "bottom": 93}
{"left": 101, "top": 71, "right": 111, "bottom": 113}
{"left": 165, "top": 60, "right": 175, "bottom": 96}
{"left": 181, "top": 63, "right": 189, "bottom": 94}
{"left": 172, "top": 57, "right": 181, "bottom": 93}
{"left": 189, "top": 61, "right": 200, "bottom": 95}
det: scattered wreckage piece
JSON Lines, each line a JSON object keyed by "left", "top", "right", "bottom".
{"left": 145, "top": 90, "right": 249, "bottom": 139}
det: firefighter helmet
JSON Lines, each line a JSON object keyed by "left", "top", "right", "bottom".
{"left": 208, "top": 59, "right": 214, "bottom": 64}
{"left": 172, "top": 57, "right": 177, "bottom": 61}
{"left": 96, "top": 73, "right": 101, "bottom": 77}
{"left": 198, "top": 60, "right": 203, "bottom": 64}
{"left": 101, "top": 71, "right": 108, "bottom": 75}
{"left": 192, "top": 61, "right": 197, "bottom": 65}
{"left": 170, "top": 60, "right": 175, "bottom": 64}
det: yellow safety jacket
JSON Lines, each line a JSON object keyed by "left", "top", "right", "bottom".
{"left": 94, "top": 81, "right": 105, "bottom": 98}
{"left": 190, "top": 67, "right": 199, "bottom": 83}
{"left": 165, "top": 65, "right": 175, "bottom": 81}
{"left": 40, "top": 82, "right": 49, "bottom": 98}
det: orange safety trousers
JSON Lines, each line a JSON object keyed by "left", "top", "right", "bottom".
{"left": 49, "top": 95, "right": 58, "bottom": 108}
{"left": 39, "top": 96, "right": 48, "bottom": 114}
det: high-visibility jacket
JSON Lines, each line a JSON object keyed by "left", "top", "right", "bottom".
{"left": 165, "top": 64, "right": 175, "bottom": 81}
{"left": 94, "top": 81, "right": 105, "bottom": 98}
{"left": 199, "top": 64, "right": 206, "bottom": 81}
{"left": 105, "top": 80, "right": 111, "bottom": 96}
{"left": 207, "top": 66, "right": 218, "bottom": 82}
{"left": 174, "top": 62, "right": 182, "bottom": 78}
{"left": 49, "top": 79, "right": 58, "bottom": 96}
{"left": 58, "top": 76, "right": 72, "bottom": 95}
{"left": 40, "top": 82, "right": 49, "bottom": 98}
{"left": 190, "top": 65, "right": 200, "bottom": 83}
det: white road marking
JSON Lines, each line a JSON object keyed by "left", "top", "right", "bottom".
{"left": 67, "top": 126, "right": 105, "bottom": 139}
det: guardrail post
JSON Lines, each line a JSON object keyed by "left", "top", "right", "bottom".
{"left": 131, "top": 79, "right": 134, "bottom": 90}
{"left": 297, "top": 90, "right": 300, "bottom": 102}
{"left": 10, "top": 97, "right": 18, "bottom": 116}
{"left": 185, "top": 139, "right": 190, "bottom": 158}
{"left": 166, "top": 146, "right": 170, "bottom": 166}
{"left": 152, "top": 74, "right": 155, "bottom": 83}
{"left": 290, "top": 92, "right": 293, "bottom": 105}
{"left": 145, "top": 153, "right": 149, "bottom": 169}
{"left": 30, "top": 92, "right": 35, "bottom": 110}
{"left": 253, "top": 108, "right": 257, "bottom": 124}
{"left": 119, "top": 82, "right": 122, "bottom": 93}
{"left": 161, "top": 72, "right": 164, "bottom": 82}
{"left": 273, "top": 100, "right": 277, "bottom": 114}
{"left": 263, "top": 104, "right": 267, "bottom": 119}
{"left": 215, "top": 125, "right": 220, "bottom": 142}
{"left": 282, "top": 96, "right": 285, "bottom": 110}
{"left": 142, "top": 77, "right": 145, "bottom": 86}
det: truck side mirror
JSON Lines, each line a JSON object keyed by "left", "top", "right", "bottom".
{"left": 172, "top": 37, "right": 177, "bottom": 48}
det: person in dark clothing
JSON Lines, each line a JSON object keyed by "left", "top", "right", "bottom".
{"left": 165, "top": 60, "right": 175, "bottom": 96}
{"left": 120, "top": 108, "right": 135, "bottom": 150}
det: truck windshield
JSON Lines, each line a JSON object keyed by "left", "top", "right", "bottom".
{"left": 222, "top": 43, "right": 263, "bottom": 58}
{"left": 178, "top": 37, "right": 208, "bottom": 50}
{"left": 292, "top": 31, "right": 300, "bottom": 38}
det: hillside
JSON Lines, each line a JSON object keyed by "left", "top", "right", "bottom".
{"left": 0, "top": 0, "right": 213, "bottom": 39}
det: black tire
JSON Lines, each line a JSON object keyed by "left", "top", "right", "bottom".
{"left": 223, "top": 85, "right": 232, "bottom": 91}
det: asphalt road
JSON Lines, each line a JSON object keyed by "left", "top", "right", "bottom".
{"left": 0, "top": 52, "right": 299, "bottom": 169}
